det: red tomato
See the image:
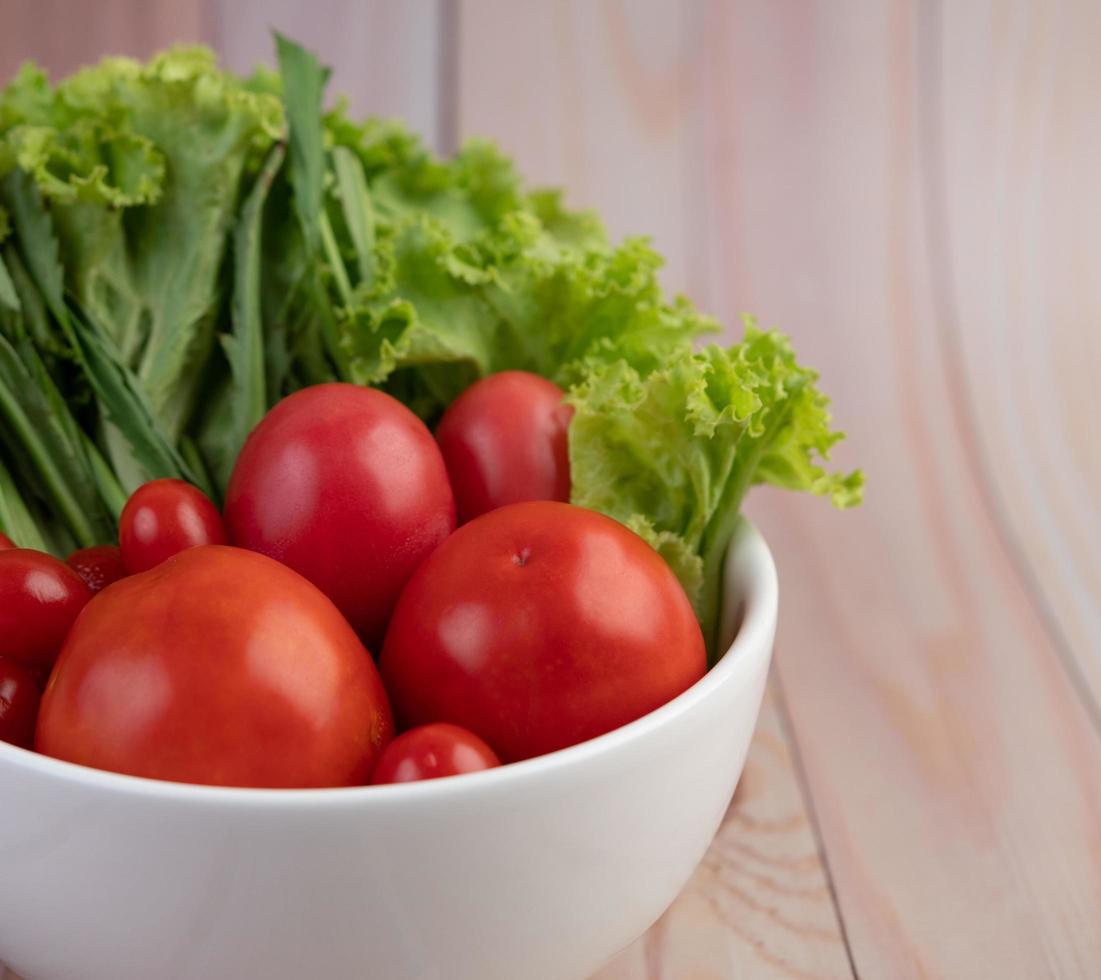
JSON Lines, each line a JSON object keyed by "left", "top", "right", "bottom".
{"left": 0, "top": 659, "right": 42, "bottom": 749}
{"left": 119, "top": 479, "right": 226, "bottom": 574}
{"left": 380, "top": 501, "right": 706, "bottom": 762}
{"left": 0, "top": 531, "right": 14, "bottom": 550}
{"left": 436, "top": 371, "right": 573, "bottom": 523}
{"left": 0, "top": 549, "right": 92, "bottom": 672}
{"left": 67, "top": 545, "right": 128, "bottom": 594}
{"left": 225, "top": 383, "right": 456, "bottom": 647}
{"left": 370, "top": 723, "right": 501, "bottom": 785}
{"left": 37, "top": 545, "right": 393, "bottom": 788}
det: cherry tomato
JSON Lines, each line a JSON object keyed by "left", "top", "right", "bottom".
{"left": 436, "top": 371, "right": 573, "bottom": 524}
{"left": 0, "top": 549, "right": 92, "bottom": 672}
{"left": 370, "top": 723, "right": 501, "bottom": 785}
{"left": 0, "top": 659, "right": 42, "bottom": 749}
{"left": 37, "top": 545, "right": 393, "bottom": 788}
{"left": 67, "top": 545, "right": 128, "bottom": 594}
{"left": 0, "top": 531, "right": 14, "bottom": 550}
{"left": 119, "top": 479, "right": 226, "bottom": 574}
{"left": 225, "top": 383, "right": 456, "bottom": 647}
{"left": 380, "top": 501, "right": 706, "bottom": 762}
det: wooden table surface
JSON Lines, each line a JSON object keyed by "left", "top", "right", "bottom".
{"left": 3, "top": 2, "right": 1099, "bottom": 977}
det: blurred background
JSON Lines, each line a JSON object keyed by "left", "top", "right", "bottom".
{"left": 2, "top": 2, "right": 1099, "bottom": 977}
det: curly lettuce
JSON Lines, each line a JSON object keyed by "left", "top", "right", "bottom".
{"left": 568, "top": 324, "right": 862, "bottom": 656}
{"left": 0, "top": 35, "right": 862, "bottom": 657}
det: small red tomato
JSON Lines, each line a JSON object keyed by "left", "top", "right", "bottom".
{"left": 0, "top": 531, "right": 15, "bottom": 550}
{"left": 436, "top": 371, "right": 573, "bottom": 523}
{"left": 225, "top": 384, "right": 456, "bottom": 647}
{"left": 380, "top": 501, "right": 706, "bottom": 763}
{"left": 119, "top": 479, "right": 226, "bottom": 574}
{"left": 37, "top": 545, "right": 393, "bottom": 788}
{"left": 0, "top": 549, "right": 92, "bottom": 672}
{"left": 67, "top": 545, "right": 128, "bottom": 594}
{"left": 0, "top": 659, "right": 42, "bottom": 748}
{"left": 370, "top": 723, "right": 501, "bottom": 785}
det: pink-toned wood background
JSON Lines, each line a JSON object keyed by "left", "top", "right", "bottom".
{"left": 2, "top": 2, "right": 1099, "bottom": 977}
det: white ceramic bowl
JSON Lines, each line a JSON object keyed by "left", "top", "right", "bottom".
{"left": 0, "top": 521, "right": 776, "bottom": 980}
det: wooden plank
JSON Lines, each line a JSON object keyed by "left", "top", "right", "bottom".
{"left": 460, "top": 0, "right": 1101, "bottom": 975}
{"left": 0, "top": 0, "right": 206, "bottom": 81}
{"left": 930, "top": 0, "right": 1101, "bottom": 684}
{"left": 456, "top": 0, "right": 703, "bottom": 297}
{"left": 694, "top": 0, "right": 1101, "bottom": 975}
{"left": 595, "top": 682, "right": 854, "bottom": 980}
{"left": 207, "top": 0, "right": 444, "bottom": 149}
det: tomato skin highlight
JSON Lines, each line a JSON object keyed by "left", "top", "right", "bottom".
{"left": 119, "top": 479, "right": 227, "bottom": 574}
{"left": 0, "top": 549, "right": 92, "bottom": 672}
{"left": 436, "top": 371, "right": 573, "bottom": 524}
{"left": 380, "top": 501, "right": 706, "bottom": 763}
{"left": 0, "top": 659, "right": 42, "bottom": 748}
{"left": 67, "top": 545, "right": 128, "bottom": 594}
{"left": 37, "top": 545, "right": 393, "bottom": 789}
{"left": 0, "top": 531, "right": 14, "bottom": 550}
{"left": 225, "top": 383, "right": 456, "bottom": 648}
{"left": 370, "top": 723, "right": 501, "bottom": 785}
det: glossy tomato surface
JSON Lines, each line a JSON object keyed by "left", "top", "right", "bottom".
{"left": 119, "top": 479, "right": 226, "bottom": 574}
{"left": 67, "top": 545, "right": 128, "bottom": 594}
{"left": 0, "top": 531, "right": 14, "bottom": 550}
{"left": 370, "top": 723, "right": 501, "bottom": 785}
{"left": 380, "top": 501, "right": 706, "bottom": 762}
{"left": 0, "top": 659, "right": 42, "bottom": 748}
{"left": 37, "top": 545, "right": 393, "bottom": 788}
{"left": 436, "top": 371, "right": 573, "bottom": 524}
{"left": 0, "top": 549, "right": 92, "bottom": 672}
{"left": 225, "top": 383, "right": 456, "bottom": 647}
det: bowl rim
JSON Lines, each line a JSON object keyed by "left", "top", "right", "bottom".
{"left": 0, "top": 520, "right": 777, "bottom": 808}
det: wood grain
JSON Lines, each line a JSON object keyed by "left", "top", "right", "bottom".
{"left": 456, "top": 0, "right": 703, "bottom": 296}
{"left": 930, "top": 0, "right": 1101, "bottom": 688}
{"left": 0, "top": 0, "right": 206, "bottom": 81}
{"left": 460, "top": 0, "right": 1101, "bottom": 976}
{"left": 594, "top": 684, "right": 854, "bottom": 980}
{"left": 701, "top": 0, "right": 1101, "bottom": 975}
{"left": 208, "top": 0, "right": 445, "bottom": 148}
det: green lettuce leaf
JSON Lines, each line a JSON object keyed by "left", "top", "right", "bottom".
{"left": 0, "top": 46, "right": 282, "bottom": 455}
{"left": 340, "top": 208, "right": 709, "bottom": 418}
{"left": 0, "top": 32, "right": 862, "bottom": 624}
{"left": 568, "top": 321, "right": 862, "bottom": 659}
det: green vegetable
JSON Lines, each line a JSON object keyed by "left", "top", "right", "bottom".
{"left": 0, "top": 49, "right": 281, "bottom": 488}
{"left": 0, "top": 35, "right": 861, "bottom": 659}
{"left": 568, "top": 325, "right": 862, "bottom": 657}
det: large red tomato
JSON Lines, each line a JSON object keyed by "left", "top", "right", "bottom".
{"left": 37, "top": 546, "right": 393, "bottom": 788}
{"left": 435, "top": 371, "right": 573, "bottom": 524}
{"left": 0, "top": 549, "right": 92, "bottom": 672}
{"left": 0, "top": 531, "right": 14, "bottom": 550}
{"left": 225, "top": 384, "right": 456, "bottom": 647}
{"left": 379, "top": 501, "right": 706, "bottom": 762}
